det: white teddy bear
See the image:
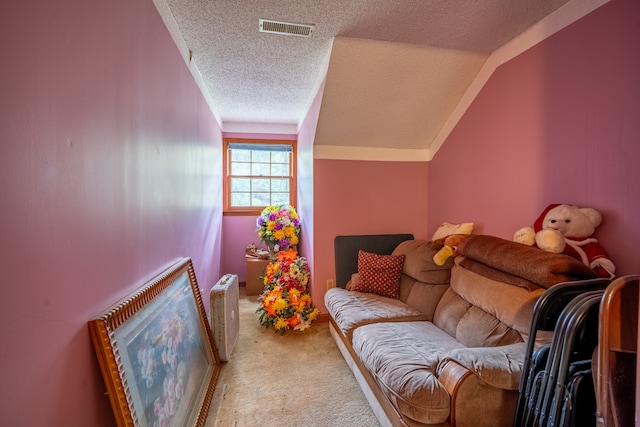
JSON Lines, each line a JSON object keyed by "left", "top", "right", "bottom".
{"left": 513, "top": 203, "right": 615, "bottom": 278}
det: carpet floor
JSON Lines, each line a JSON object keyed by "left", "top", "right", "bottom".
{"left": 205, "top": 286, "right": 380, "bottom": 427}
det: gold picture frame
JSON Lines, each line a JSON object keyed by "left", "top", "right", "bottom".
{"left": 89, "top": 257, "right": 221, "bottom": 427}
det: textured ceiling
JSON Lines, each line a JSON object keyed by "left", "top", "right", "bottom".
{"left": 160, "top": 0, "right": 597, "bottom": 155}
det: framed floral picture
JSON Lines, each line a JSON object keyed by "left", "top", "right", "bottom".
{"left": 89, "top": 257, "right": 221, "bottom": 427}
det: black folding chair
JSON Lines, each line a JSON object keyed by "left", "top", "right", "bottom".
{"left": 544, "top": 292, "right": 602, "bottom": 426}
{"left": 514, "top": 278, "right": 610, "bottom": 427}
{"left": 558, "top": 362, "right": 596, "bottom": 427}
{"left": 524, "top": 291, "right": 602, "bottom": 427}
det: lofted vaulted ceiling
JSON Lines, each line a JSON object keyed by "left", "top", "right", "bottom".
{"left": 155, "top": 0, "right": 607, "bottom": 160}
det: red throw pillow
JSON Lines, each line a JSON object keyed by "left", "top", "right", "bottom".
{"left": 354, "top": 250, "right": 405, "bottom": 299}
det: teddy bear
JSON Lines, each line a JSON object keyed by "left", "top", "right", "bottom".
{"left": 513, "top": 203, "right": 615, "bottom": 278}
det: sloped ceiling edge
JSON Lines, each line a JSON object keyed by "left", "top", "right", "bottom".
{"left": 313, "top": 0, "right": 611, "bottom": 162}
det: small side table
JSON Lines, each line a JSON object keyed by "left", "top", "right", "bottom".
{"left": 245, "top": 256, "right": 270, "bottom": 296}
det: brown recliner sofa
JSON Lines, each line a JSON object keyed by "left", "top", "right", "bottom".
{"left": 325, "top": 234, "right": 597, "bottom": 427}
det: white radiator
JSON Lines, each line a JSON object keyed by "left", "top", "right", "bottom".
{"left": 209, "top": 274, "right": 239, "bottom": 362}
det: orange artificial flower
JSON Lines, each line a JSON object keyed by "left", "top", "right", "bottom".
{"left": 287, "top": 313, "right": 301, "bottom": 329}
{"left": 288, "top": 293, "right": 301, "bottom": 310}
{"left": 276, "top": 248, "right": 298, "bottom": 262}
{"left": 266, "top": 304, "right": 278, "bottom": 317}
{"left": 300, "top": 294, "right": 312, "bottom": 309}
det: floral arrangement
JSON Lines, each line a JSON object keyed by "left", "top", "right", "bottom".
{"left": 256, "top": 249, "right": 319, "bottom": 334}
{"left": 256, "top": 205, "right": 301, "bottom": 253}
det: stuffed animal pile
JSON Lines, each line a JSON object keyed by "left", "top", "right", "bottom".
{"left": 513, "top": 203, "right": 615, "bottom": 278}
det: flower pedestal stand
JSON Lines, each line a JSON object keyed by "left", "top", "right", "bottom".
{"left": 256, "top": 251, "right": 319, "bottom": 334}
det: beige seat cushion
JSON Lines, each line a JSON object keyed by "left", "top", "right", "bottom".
{"left": 324, "top": 288, "right": 428, "bottom": 340}
{"left": 352, "top": 321, "right": 465, "bottom": 425}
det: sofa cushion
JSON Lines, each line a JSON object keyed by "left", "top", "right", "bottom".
{"left": 398, "top": 275, "right": 449, "bottom": 320}
{"left": 392, "top": 239, "right": 453, "bottom": 284}
{"left": 354, "top": 250, "right": 405, "bottom": 298}
{"left": 455, "top": 306, "right": 523, "bottom": 347}
{"left": 438, "top": 342, "right": 527, "bottom": 390}
{"left": 348, "top": 273, "right": 449, "bottom": 321}
{"left": 436, "top": 259, "right": 544, "bottom": 346}
{"left": 433, "top": 287, "right": 472, "bottom": 338}
{"left": 324, "top": 288, "right": 428, "bottom": 340}
{"left": 352, "top": 321, "right": 465, "bottom": 424}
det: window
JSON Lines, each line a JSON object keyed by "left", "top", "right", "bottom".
{"left": 223, "top": 138, "right": 296, "bottom": 215}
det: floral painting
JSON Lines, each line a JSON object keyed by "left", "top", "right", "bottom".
{"left": 114, "top": 272, "right": 212, "bottom": 427}
{"left": 89, "top": 258, "right": 219, "bottom": 427}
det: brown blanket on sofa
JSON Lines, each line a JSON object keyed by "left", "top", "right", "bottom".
{"left": 457, "top": 235, "right": 597, "bottom": 290}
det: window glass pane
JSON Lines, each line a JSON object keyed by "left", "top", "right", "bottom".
{"left": 271, "top": 178, "right": 289, "bottom": 192}
{"left": 251, "top": 193, "right": 271, "bottom": 206}
{"left": 252, "top": 151, "right": 270, "bottom": 163}
{"left": 230, "top": 178, "right": 250, "bottom": 192}
{"left": 271, "top": 193, "right": 289, "bottom": 205}
{"left": 231, "top": 192, "right": 250, "bottom": 207}
{"left": 231, "top": 162, "right": 250, "bottom": 176}
{"left": 252, "top": 163, "right": 270, "bottom": 176}
{"left": 231, "top": 149, "right": 251, "bottom": 162}
{"left": 252, "top": 178, "right": 270, "bottom": 192}
{"left": 271, "top": 163, "right": 289, "bottom": 177}
{"left": 271, "top": 152, "right": 289, "bottom": 163}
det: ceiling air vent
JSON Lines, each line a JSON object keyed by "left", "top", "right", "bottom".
{"left": 259, "top": 19, "right": 315, "bottom": 37}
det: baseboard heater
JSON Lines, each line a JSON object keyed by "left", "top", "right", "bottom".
{"left": 209, "top": 274, "right": 239, "bottom": 362}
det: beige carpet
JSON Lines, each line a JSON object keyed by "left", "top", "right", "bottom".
{"left": 205, "top": 286, "right": 380, "bottom": 427}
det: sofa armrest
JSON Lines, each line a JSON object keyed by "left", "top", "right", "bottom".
{"left": 438, "top": 358, "right": 520, "bottom": 427}
{"left": 437, "top": 342, "right": 526, "bottom": 390}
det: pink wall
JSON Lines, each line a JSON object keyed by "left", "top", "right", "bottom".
{"left": 296, "top": 81, "right": 325, "bottom": 299}
{"left": 221, "top": 215, "right": 261, "bottom": 282}
{"left": 219, "top": 133, "right": 297, "bottom": 283}
{"left": 312, "top": 159, "right": 430, "bottom": 311}
{"left": 0, "top": 0, "right": 223, "bottom": 426}
{"left": 2, "top": 0, "right": 637, "bottom": 424}
{"left": 429, "top": 0, "right": 640, "bottom": 277}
